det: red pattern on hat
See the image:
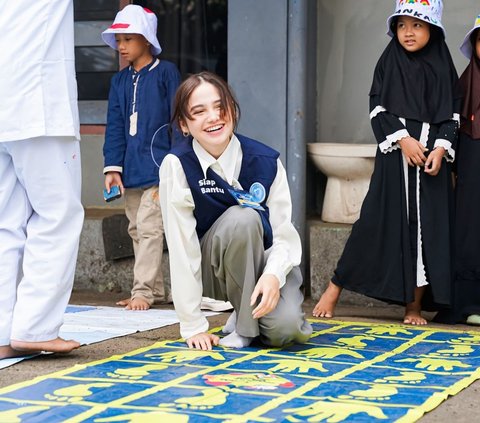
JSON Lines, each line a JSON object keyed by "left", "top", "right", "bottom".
{"left": 110, "top": 23, "right": 130, "bottom": 29}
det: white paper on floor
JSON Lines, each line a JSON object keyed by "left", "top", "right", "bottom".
{"left": 0, "top": 305, "right": 219, "bottom": 370}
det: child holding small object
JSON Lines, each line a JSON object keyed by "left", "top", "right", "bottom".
{"left": 159, "top": 71, "right": 312, "bottom": 350}
{"left": 102, "top": 5, "right": 180, "bottom": 310}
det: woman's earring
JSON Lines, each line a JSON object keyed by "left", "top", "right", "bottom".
{"left": 183, "top": 131, "right": 190, "bottom": 137}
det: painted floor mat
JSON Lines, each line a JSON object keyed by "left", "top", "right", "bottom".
{"left": 1, "top": 320, "right": 480, "bottom": 422}
{"left": 1, "top": 305, "right": 219, "bottom": 370}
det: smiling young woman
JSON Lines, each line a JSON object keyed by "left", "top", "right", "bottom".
{"left": 179, "top": 82, "right": 235, "bottom": 159}
{"left": 159, "top": 71, "right": 312, "bottom": 350}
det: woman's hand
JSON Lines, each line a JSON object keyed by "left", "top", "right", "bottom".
{"left": 186, "top": 332, "right": 220, "bottom": 350}
{"left": 398, "top": 136, "right": 428, "bottom": 167}
{"left": 424, "top": 147, "right": 445, "bottom": 176}
{"left": 251, "top": 274, "right": 280, "bottom": 319}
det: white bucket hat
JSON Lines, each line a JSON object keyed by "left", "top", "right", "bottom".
{"left": 102, "top": 5, "right": 162, "bottom": 56}
{"left": 460, "top": 14, "right": 480, "bottom": 59}
{"left": 386, "top": 0, "right": 445, "bottom": 38}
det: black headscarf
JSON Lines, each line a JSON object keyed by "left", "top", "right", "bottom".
{"left": 370, "top": 24, "right": 460, "bottom": 124}
{"left": 459, "top": 29, "right": 480, "bottom": 139}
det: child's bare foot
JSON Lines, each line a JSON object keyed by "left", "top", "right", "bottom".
{"left": 10, "top": 337, "right": 80, "bottom": 354}
{"left": 116, "top": 297, "right": 131, "bottom": 307}
{"left": 404, "top": 305, "right": 427, "bottom": 325}
{"left": 403, "top": 286, "right": 427, "bottom": 325}
{"left": 312, "top": 281, "right": 342, "bottom": 318}
{"left": 0, "top": 345, "right": 27, "bottom": 359}
{"left": 125, "top": 297, "right": 150, "bottom": 310}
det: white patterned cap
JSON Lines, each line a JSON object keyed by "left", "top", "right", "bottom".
{"left": 460, "top": 14, "right": 480, "bottom": 59}
{"left": 386, "top": 0, "right": 445, "bottom": 38}
{"left": 102, "top": 5, "right": 162, "bottom": 56}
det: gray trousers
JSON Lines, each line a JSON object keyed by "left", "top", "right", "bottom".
{"left": 200, "top": 206, "right": 312, "bottom": 347}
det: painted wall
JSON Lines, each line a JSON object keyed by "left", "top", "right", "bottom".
{"left": 81, "top": 1, "right": 476, "bottom": 207}
{"left": 80, "top": 134, "right": 125, "bottom": 209}
{"left": 316, "top": 0, "right": 477, "bottom": 144}
{"left": 228, "top": 0, "right": 289, "bottom": 158}
{"left": 228, "top": 0, "right": 318, "bottom": 239}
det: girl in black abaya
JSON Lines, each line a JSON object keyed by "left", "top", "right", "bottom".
{"left": 313, "top": 0, "right": 460, "bottom": 325}
{"left": 435, "top": 16, "right": 480, "bottom": 325}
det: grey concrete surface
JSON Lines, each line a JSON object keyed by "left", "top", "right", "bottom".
{"left": 0, "top": 291, "right": 478, "bottom": 422}
{"left": 74, "top": 210, "right": 171, "bottom": 297}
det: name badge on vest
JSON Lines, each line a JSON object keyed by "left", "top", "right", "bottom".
{"left": 228, "top": 182, "right": 266, "bottom": 211}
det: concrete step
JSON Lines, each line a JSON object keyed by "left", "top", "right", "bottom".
{"left": 74, "top": 208, "right": 170, "bottom": 297}
{"left": 75, "top": 209, "right": 382, "bottom": 308}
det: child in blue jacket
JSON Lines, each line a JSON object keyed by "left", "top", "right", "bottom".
{"left": 102, "top": 5, "right": 180, "bottom": 310}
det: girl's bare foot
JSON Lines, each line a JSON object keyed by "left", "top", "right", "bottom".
{"left": 0, "top": 345, "right": 27, "bottom": 359}
{"left": 10, "top": 337, "right": 80, "bottom": 354}
{"left": 403, "top": 286, "right": 427, "bottom": 325}
{"left": 404, "top": 304, "right": 427, "bottom": 325}
{"left": 125, "top": 297, "right": 150, "bottom": 310}
{"left": 312, "top": 281, "right": 342, "bottom": 318}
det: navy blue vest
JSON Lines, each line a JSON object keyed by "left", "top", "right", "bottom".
{"left": 171, "top": 134, "right": 280, "bottom": 249}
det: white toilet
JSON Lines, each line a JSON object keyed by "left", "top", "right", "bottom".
{"left": 307, "top": 142, "right": 377, "bottom": 224}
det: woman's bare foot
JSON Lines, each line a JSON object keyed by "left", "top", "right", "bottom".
{"left": 0, "top": 345, "right": 28, "bottom": 359}
{"left": 125, "top": 297, "right": 150, "bottom": 311}
{"left": 10, "top": 337, "right": 80, "bottom": 354}
{"left": 312, "top": 281, "right": 342, "bottom": 318}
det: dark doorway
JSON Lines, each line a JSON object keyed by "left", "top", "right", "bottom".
{"left": 133, "top": 0, "right": 228, "bottom": 80}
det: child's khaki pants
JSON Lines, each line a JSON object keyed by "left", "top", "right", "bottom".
{"left": 124, "top": 185, "right": 167, "bottom": 305}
